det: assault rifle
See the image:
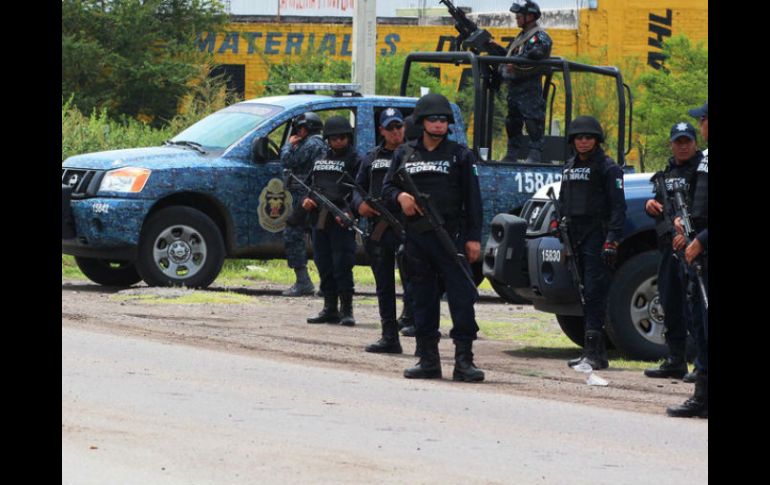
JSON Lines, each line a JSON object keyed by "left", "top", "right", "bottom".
{"left": 670, "top": 179, "right": 709, "bottom": 310}
{"left": 338, "top": 172, "right": 406, "bottom": 242}
{"left": 284, "top": 170, "right": 364, "bottom": 237}
{"left": 546, "top": 187, "right": 586, "bottom": 306}
{"left": 439, "top": 0, "right": 507, "bottom": 56}
{"left": 650, "top": 172, "right": 708, "bottom": 310}
{"left": 393, "top": 166, "right": 478, "bottom": 293}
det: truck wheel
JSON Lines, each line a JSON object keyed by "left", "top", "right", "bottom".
{"left": 555, "top": 315, "right": 614, "bottom": 350}
{"left": 74, "top": 257, "right": 142, "bottom": 287}
{"left": 490, "top": 280, "right": 532, "bottom": 304}
{"left": 136, "top": 207, "right": 225, "bottom": 288}
{"left": 605, "top": 250, "right": 668, "bottom": 361}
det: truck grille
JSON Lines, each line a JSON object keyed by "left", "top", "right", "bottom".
{"left": 61, "top": 168, "right": 105, "bottom": 199}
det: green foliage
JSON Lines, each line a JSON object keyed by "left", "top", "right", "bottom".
{"left": 635, "top": 35, "right": 708, "bottom": 171}
{"left": 62, "top": 0, "right": 228, "bottom": 127}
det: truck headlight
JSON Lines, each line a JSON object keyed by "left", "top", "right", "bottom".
{"left": 100, "top": 167, "right": 151, "bottom": 193}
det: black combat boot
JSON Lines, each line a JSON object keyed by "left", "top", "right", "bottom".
{"left": 282, "top": 267, "right": 315, "bottom": 297}
{"left": 307, "top": 294, "right": 340, "bottom": 324}
{"left": 644, "top": 346, "right": 688, "bottom": 379}
{"left": 404, "top": 336, "right": 442, "bottom": 379}
{"left": 398, "top": 304, "right": 416, "bottom": 337}
{"left": 501, "top": 140, "right": 519, "bottom": 163}
{"left": 365, "top": 319, "right": 403, "bottom": 354}
{"left": 339, "top": 293, "right": 355, "bottom": 326}
{"left": 568, "top": 330, "right": 609, "bottom": 370}
{"left": 682, "top": 369, "right": 699, "bottom": 383}
{"left": 666, "top": 372, "right": 708, "bottom": 418}
{"left": 452, "top": 340, "right": 485, "bottom": 382}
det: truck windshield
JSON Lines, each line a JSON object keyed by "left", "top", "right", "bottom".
{"left": 171, "top": 103, "right": 284, "bottom": 150}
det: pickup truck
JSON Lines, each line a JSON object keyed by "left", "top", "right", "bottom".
{"left": 483, "top": 173, "right": 670, "bottom": 360}
{"left": 61, "top": 82, "right": 564, "bottom": 291}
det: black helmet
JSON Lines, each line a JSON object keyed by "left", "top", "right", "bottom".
{"left": 567, "top": 116, "right": 605, "bottom": 143}
{"left": 293, "top": 112, "right": 322, "bottom": 134}
{"left": 413, "top": 93, "right": 454, "bottom": 124}
{"left": 510, "top": 1, "right": 541, "bottom": 20}
{"left": 323, "top": 115, "right": 354, "bottom": 139}
{"left": 404, "top": 114, "right": 423, "bottom": 141}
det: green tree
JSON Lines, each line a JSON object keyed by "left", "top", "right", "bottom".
{"left": 62, "top": 0, "right": 227, "bottom": 126}
{"left": 634, "top": 35, "right": 708, "bottom": 171}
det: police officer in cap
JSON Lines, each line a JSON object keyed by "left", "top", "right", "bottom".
{"left": 561, "top": 116, "right": 626, "bottom": 370}
{"left": 280, "top": 112, "right": 326, "bottom": 296}
{"left": 303, "top": 116, "right": 361, "bottom": 326}
{"left": 492, "top": 1, "right": 553, "bottom": 164}
{"left": 667, "top": 102, "right": 708, "bottom": 418}
{"left": 382, "top": 93, "right": 485, "bottom": 382}
{"left": 643, "top": 121, "right": 703, "bottom": 381}
{"left": 354, "top": 108, "right": 414, "bottom": 353}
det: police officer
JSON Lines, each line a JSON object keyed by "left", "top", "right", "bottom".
{"left": 494, "top": 1, "right": 553, "bottom": 164}
{"left": 561, "top": 116, "right": 626, "bottom": 370}
{"left": 280, "top": 112, "right": 326, "bottom": 297}
{"left": 355, "top": 108, "right": 413, "bottom": 353}
{"left": 643, "top": 121, "right": 703, "bottom": 381}
{"left": 303, "top": 116, "right": 361, "bottom": 326}
{"left": 396, "top": 114, "right": 422, "bottom": 338}
{"left": 667, "top": 102, "right": 708, "bottom": 418}
{"left": 382, "top": 93, "right": 485, "bottom": 382}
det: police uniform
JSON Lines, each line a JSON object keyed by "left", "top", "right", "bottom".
{"left": 354, "top": 140, "right": 413, "bottom": 353}
{"left": 382, "top": 125, "right": 484, "bottom": 381}
{"left": 280, "top": 124, "right": 326, "bottom": 296}
{"left": 645, "top": 123, "right": 703, "bottom": 380}
{"left": 501, "top": 2, "right": 553, "bottom": 163}
{"left": 560, "top": 120, "right": 626, "bottom": 370}
{"left": 305, "top": 142, "right": 361, "bottom": 326}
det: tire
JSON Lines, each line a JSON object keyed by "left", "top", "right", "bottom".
{"left": 489, "top": 279, "right": 532, "bottom": 304}
{"left": 136, "top": 206, "right": 225, "bottom": 288}
{"left": 74, "top": 257, "right": 142, "bottom": 287}
{"left": 555, "top": 315, "right": 614, "bottom": 350}
{"left": 555, "top": 315, "right": 586, "bottom": 347}
{"left": 605, "top": 250, "right": 668, "bottom": 361}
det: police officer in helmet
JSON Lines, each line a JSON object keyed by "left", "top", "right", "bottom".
{"left": 280, "top": 112, "right": 326, "bottom": 296}
{"left": 560, "top": 116, "right": 627, "bottom": 370}
{"left": 643, "top": 121, "right": 703, "bottom": 382}
{"left": 382, "top": 93, "right": 485, "bottom": 382}
{"left": 302, "top": 116, "right": 361, "bottom": 326}
{"left": 492, "top": 1, "right": 553, "bottom": 164}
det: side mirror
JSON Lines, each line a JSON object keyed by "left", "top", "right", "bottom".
{"left": 252, "top": 137, "right": 272, "bottom": 163}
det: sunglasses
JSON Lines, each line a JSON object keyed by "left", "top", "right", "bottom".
{"left": 384, "top": 123, "right": 404, "bottom": 131}
{"left": 328, "top": 135, "right": 348, "bottom": 142}
{"left": 574, "top": 135, "right": 595, "bottom": 141}
{"left": 425, "top": 115, "right": 449, "bottom": 123}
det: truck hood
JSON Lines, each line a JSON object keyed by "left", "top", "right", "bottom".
{"left": 61, "top": 146, "right": 231, "bottom": 171}
{"left": 532, "top": 172, "right": 655, "bottom": 200}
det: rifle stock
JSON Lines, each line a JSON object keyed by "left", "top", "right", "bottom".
{"left": 285, "top": 170, "right": 364, "bottom": 237}
{"left": 338, "top": 172, "right": 406, "bottom": 241}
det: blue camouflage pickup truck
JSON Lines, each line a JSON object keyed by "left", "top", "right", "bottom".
{"left": 61, "top": 82, "right": 564, "bottom": 294}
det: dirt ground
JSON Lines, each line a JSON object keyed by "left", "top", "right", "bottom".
{"left": 61, "top": 280, "right": 693, "bottom": 416}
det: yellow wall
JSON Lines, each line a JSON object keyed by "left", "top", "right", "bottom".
{"left": 202, "top": 0, "right": 707, "bottom": 99}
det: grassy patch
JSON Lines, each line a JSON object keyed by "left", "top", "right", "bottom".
{"left": 110, "top": 290, "right": 253, "bottom": 305}
{"left": 62, "top": 255, "right": 87, "bottom": 280}
{"left": 213, "top": 259, "right": 377, "bottom": 287}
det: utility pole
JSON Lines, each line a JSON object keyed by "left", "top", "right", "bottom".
{"left": 352, "top": 0, "right": 377, "bottom": 95}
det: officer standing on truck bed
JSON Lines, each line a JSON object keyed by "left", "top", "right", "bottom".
{"left": 280, "top": 112, "right": 326, "bottom": 297}
{"left": 382, "top": 93, "right": 485, "bottom": 382}
{"left": 643, "top": 122, "right": 703, "bottom": 381}
{"left": 667, "top": 102, "right": 708, "bottom": 419}
{"left": 354, "top": 108, "right": 412, "bottom": 354}
{"left": 492, "top": 0, "right": 552, "bottom": 164}
{"left": 560, "top": 116, "right": 626, "bottom": 370}
{"left": 302, "top": 116, "right": 361, "bottom": 326}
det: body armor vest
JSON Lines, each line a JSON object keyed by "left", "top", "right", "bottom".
{"left": 311, "top": 147, "right": 356, "bottom": 203}
{"left": 561, "top": 153, "right": 607, "bottom": 218}
{"left": 369, "top": 146, "right": 394, "bottom": 198}
{"left": 404, "top": 140, "right": 463, "bottom": 222}
{"left": 654, "top": 154, "right": 701, "bottom": 239}
{"left": 691, "top": 149, "right": 708, "bottom": 229}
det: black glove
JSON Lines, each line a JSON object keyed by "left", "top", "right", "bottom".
{"left": 602, "top": 241, "right": 619, "bottom": 269}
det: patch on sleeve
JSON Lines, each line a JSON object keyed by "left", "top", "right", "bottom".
{"left": 615, "top": 178, "right": 624, "bottom": 189}
{"left": 472, "top": 164, "right": 479, "bottom": 176}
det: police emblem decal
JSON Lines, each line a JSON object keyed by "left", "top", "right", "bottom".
{"left": 258, "top": 178, "right": 292, "bottom": 233}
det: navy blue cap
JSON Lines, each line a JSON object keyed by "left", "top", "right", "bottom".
{"left": 670, "top": 121, "right": 697, "bottom": 142}
{"left": 379, "top": 108, "right": 404, "bottom": 128}
{"left": 687, "top": 101, "right": 708, "bottom": 119}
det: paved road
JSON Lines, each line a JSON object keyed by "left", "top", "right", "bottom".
{"left": 62, "top": 327, "right": 708, "bottom": 484}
